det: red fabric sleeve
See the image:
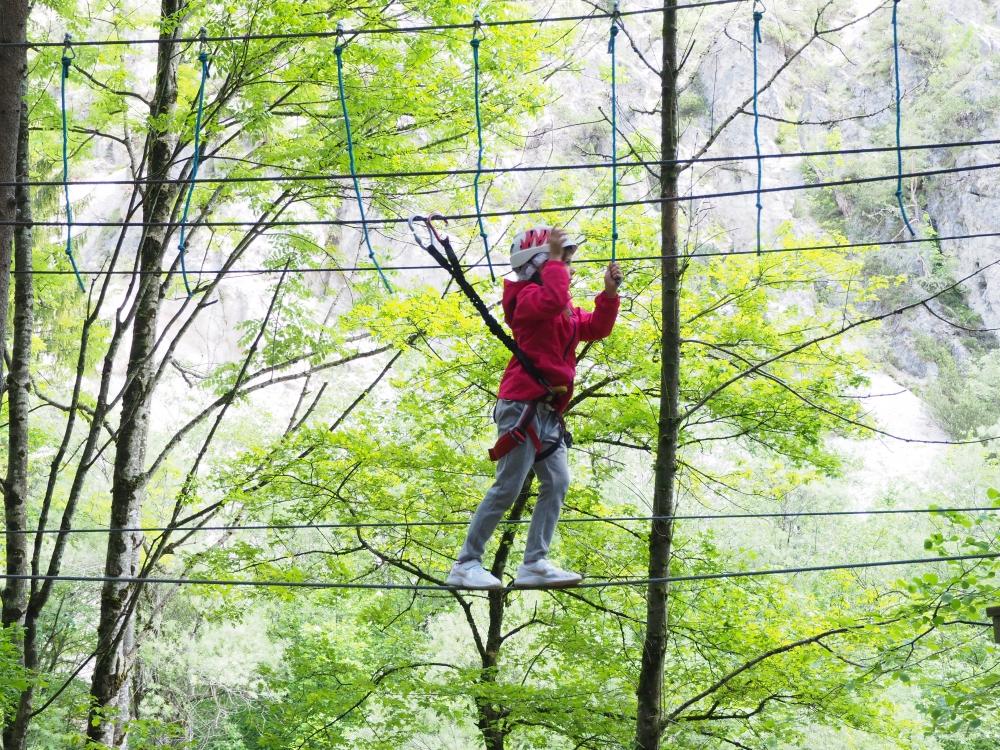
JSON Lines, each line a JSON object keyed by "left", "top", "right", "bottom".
{"left": 577, "top": 291, "right": 620, "bottom": 341}
{"left": 511, "top": 261, "right": 571, "bottom": 323}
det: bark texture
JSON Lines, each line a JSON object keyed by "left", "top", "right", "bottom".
{"left": 0, "top": 0, "right": 29, "bottom": 383}
{"left": 86, "top": 0, "right": 184, "bottom": 742}
{"left": 2, "top": 58, "right": 35, "bottom": 750}
{"left": 634, "top": 3, "right": 679, "bottom": 748}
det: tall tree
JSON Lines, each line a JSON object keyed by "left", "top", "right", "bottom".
{"left": 0, "top": 0, "right": 29, "bottom": 383}
{"left": 634, "top": 2, "right": 679, "bottom": 746}
{"left": 2, "top": 58, "right": 35, "bottom": 750}
{"left": 87, "top": 0, "right": 186, "bottom": 741}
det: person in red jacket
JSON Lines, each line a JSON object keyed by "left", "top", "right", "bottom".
{"left": 447, "top": 226, "right": 622, "bottom": 589}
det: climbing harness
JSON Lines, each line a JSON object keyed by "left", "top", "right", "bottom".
{"left": 408, "top": 214, "right": 571, "bottom": 460}
{"left": 335, "top": 24, "right": 392, "bottom": 292}
{"left": 59, "top": 35, "right": 85, "bottom": 291}
{"left": 752, "top": 3, "right": 764, "bottom": 256}
{"left": 177, "top": 28, "right": 211, "bottom": 296}
{"left": 470, "top": 15, "right": 496, "bottom": 282}
{"left": 609, "top": 2, "right": 620, "bottom": 261}
{"left": 489, "top": 400, "right": 571, "bottom": 463}
{"left": 891, "top": 0, "right": 916, "bottom": 235}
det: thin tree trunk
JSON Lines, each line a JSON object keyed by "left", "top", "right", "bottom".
{"left": 474, "top": 473, "right": 534, "bottom": 750}
{"left": 87, "top": 0, "right": 183, "bottom": 743}
{"left": 0, "top": 0, "right": 29, "bottom": 384}
{"left": 634, "top": 3, "right": 679, "bottom": 749}
{"left": 2, "top": 66, "right": 35, "bottom": 750}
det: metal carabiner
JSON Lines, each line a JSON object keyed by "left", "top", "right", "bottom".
{"left": 408, "top": 213, "right": 449, "bottom": 252}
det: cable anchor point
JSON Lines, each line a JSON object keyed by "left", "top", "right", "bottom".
{"left": 61, "top": 33, "right": 75, "bottom": 74}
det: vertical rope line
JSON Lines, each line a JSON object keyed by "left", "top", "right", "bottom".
{"left": 60, "top": 36, "right": 85, "bottom": 291}
{"left": 752, "top": 9, "right": 764, "bottom": 256}
{"left": 335, "top": 38, "right": 392, "bottom": 292}
{"left": 470, "top": 21, "right": 495, "bottom": 281}
{"left": 892, "top": 0, "right": 916, "bottom": 236}
{"left": 177, "top": 33, "right": 211, "bottom": 297}
{"left": 608, "top": 6, "right": 620, "bottom": 261}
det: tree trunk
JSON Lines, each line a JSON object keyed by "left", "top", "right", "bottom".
{"left": 87, "top": 0, "right": 183, "bottom": 743}
{"left": 2, "top": 64, "right": 35, "bottom": 750}
{"left": 474, "top": 473, "right": 534, "bottom": 750}
{"left": 634, "top": 4, "right": 679, "bottom": 749}
{"left": 0, "top": 0, "right": 29, "bottom": 384}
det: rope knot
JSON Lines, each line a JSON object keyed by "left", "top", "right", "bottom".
{"left": 470, "top": 37, "right": 480, "bottom": 49}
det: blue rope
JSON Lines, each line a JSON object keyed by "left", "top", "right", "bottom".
{"left": 335, "top": 39, "right": 392, "bottom": 292}
{"left": 608, "top": 8, "right": 620, "bottom": 261}
{"left": 892, "top": 0, "right": 916, "bottom": 236}
{"left": 470, "top": 23, "right": 496, "bottom": 282}
{"left": 60, "top": 36, "right": 85, "bottom": 292}
{"left": 177, "top": 33, "right": 211, "bottom": 297}
{"left": 752, "top": 9, "right": 764, "bottom": 256}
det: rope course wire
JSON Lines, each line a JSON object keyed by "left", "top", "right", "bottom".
{"left": 334, "top": 24, "right": 392, "bottom": 292}
{"left": 891, "top": 0, "right": 917, "bottom": 235}
{"left": 10, "top": 160, "right": 999, "bottom": 230}
{"left": 10, "top": 505, "right": 1000, "bottom": 537}
{"left": 752, "top": 2, "right": 764, "bottom": 255}
{"left": 3, "top": 4, "right": 996, "bottom": 619}
{"left": 11, "top": 229, "right": 1000, "bottom": 277}
{"left": 176, "top": 29, "right": 211, "bottom": 296}
{"left": 59, "top": 35, "right": 85, "bottom": 291}
{"left": 469, "top": 15, "right": 495, "bottom": 282}
{"left": 7, "top": 1, "right": 746, "bottom": 49}
{"left": 7, "top": 137, "right": 999, "bottom": 189}
{"left": 0, "top": 551, "right": 996, "bottom": 591}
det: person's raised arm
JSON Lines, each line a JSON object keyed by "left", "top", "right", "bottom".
{"left": 578, "top": 262, "right": 623, "bottom": 341}
{"left": 512, "top": 229, "right": 573, "bottom": 322}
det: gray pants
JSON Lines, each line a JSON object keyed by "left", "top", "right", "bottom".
{"left": 458, "top": 399, "right": 570, "bottom": 565}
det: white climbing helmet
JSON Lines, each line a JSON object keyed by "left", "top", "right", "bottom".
{"left": 508, "top": 227, "right": 585, "bottom": 270}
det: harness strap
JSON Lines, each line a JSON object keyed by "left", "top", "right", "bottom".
{"left": 488, "top": 401, "right": 569, "bottom": 463}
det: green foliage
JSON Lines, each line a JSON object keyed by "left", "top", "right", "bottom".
{"left": 919, "top": 345, "right": 1000, "bottom": 438}
{"left": 0, "top": 628, "right": 30, "bottom": 723}
{"left": 9, "top": 2, "right": 1000, "bottom": 749}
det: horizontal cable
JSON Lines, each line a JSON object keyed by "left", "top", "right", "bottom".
{"left": 9, "top": 138, "right": 999, "bottom": 190}
{"left": 11, "top": 506, "right": 998, "bottom": 537}
{"left": 0, "top": 551, "right": 994, "bottom": 591}
{"left": 11, "top": 1, "right": 742, "bottom": 49}
{"left": 15, "top": 230, "right": 1000, "bottom": 278}
{"left": 10, "top": 161, "right": 998, "bottom": 229}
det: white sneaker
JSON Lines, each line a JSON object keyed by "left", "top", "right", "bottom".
{"left": 513, "top": 559, "right": 583, "bottom": 588}
{"left": 446, "top": 560, "right": 502, "bottom": 590}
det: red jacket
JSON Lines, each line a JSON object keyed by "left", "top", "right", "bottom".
{"left": 497, "top": 260, "right": 620, "bottom": 412}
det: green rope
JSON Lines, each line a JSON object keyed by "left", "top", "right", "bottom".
{"left": 892, "top": 0, "right": 916, "bottom": 236}
{"left": 177, "top": 29, "right": 211, "bottom": 297}
{"left": 753, "top": 6, "right": 764, "bottom": 255}
{"left": 470, "top": 18, "right": 495, "bottom": 282}
{"left": 335, "top": 33, "right": 392, "bottom": 292}
{"left": 608, "top": 4, "right": 620, "bottom": 261}
{"left": 60, "top": 35, "right": 85, "bottom": 292}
